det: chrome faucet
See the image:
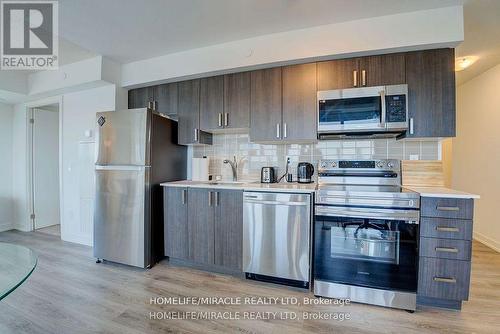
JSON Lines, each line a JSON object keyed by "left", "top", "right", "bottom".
{"left": 223, "top": 156, "right": 238, "bottom": 181}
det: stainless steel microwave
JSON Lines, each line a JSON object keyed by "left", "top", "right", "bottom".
{"left": 317, "top": 84, "right": 408, "bottom": 138}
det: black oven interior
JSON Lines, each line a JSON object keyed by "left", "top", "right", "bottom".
{"left": 314, "top": 215, "right": 418, "bottom": 293}
{"left": 319, "top": 96, "right": 382, "bottom": 125}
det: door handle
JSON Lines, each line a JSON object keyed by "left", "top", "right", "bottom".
{"left": 276, "top": 123, "right": 281, "bottom": 139}
{"left": 353, "top": 70, "right": 358, "bottom": 87}
{"left": 283, "top": 123, "right": 287, "bottom": 138}
{"left": 208, "top": 191, "right": 212, "bottom": 206}
{"left": 380, "top": 90, "right": 386, "bottom": 127}
{"left": 153, "top": 100, "right": 157, "bottom": 110}
{"left": 224, "top": 113, "right": 229, "bottom": 127}
{"left": 194, "top": 128, "right": 198, "bottom": 142}
{"left": 433, "top": 277, "right": 457, "bottom": 284}
{"left": 181, "top": 189, "right": 187, "bottom": 205}
{"left": 409, "top": 118, "right": 414, "bottom": 135}
{"left": 437, "top": 206, "right": 460, "bottom": 212}
{"left": 214, "top": 191, "right": 219, "bottom": 207}
{"left": 435, "top": 247, "right": 459, "bottom": 253}
{"left": 218, "top": 113, "right": 222, "bottom": 127}
{"left": 436, "top": 226, "right": 459, "bottom": 232}
{"left": 361, "top": 70, "right": 366, "bottom": 86}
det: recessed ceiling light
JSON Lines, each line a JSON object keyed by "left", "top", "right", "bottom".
{"left": 455, "top": 56, "right": 478, "bottom": 71}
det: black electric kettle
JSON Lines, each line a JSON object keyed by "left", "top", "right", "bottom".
{"left": 297, "top": 162, "right": 314, "bottom": 183}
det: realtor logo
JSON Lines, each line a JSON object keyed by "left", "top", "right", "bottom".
{"left": 1, "top": 0, "right": 58, "bottom": 70}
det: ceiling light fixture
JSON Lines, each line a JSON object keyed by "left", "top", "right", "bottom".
{"left": 455, "top": 56, "right": 478, "bottom": 71}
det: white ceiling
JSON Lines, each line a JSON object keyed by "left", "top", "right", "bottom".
{"left": 58, "top": 0, "right": 463, "bottom": 64}
{"left": 455, "top": 0, "right": 500, "bottom": 85}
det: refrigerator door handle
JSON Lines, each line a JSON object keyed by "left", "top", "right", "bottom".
{"left": 95, "top": 165, "right": 148, "bottom": 171}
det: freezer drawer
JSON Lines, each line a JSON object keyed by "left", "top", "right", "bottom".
{"left": 243, "top": 192, "right": 311, "bottom": 283}
{"left": 93, "top": 166, "right": 150, "bottom": 268}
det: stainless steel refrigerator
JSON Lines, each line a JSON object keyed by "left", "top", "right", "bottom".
{"left": 93, "top": 108, "right": 186, "bottom": 268}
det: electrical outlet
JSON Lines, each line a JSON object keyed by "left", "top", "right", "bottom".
{"left": 409, "top": 154, "right": 419, "bottom": 160}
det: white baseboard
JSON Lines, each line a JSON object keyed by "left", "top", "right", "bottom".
{"left": 0, "top": 222, "right": 13, "bottom": 232}
{"left": 474, "top": 232, "right": 500, "bottom": 253}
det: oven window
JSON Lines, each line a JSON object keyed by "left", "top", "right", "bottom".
{"left": 314, "top": 216, "right": 418, "bottom": 292}
{"left": 319, "top": 96, "right": 381, "bottom": 125}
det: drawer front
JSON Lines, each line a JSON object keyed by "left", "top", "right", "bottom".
{"left": 420, "top": 217, "right": 472, "bottom": 240}
{"left": 418, "top": 257, "right": 470, "bottom": 301}
{"left": 421, "top": 197, "right": 474, "bottom": 219}
{"left": 420, "top": 237, "right": 471, "bottom": 261}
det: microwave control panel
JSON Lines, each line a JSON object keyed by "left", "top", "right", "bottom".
{"left": 385, "top": 95, "right": 407, "bottom": 123}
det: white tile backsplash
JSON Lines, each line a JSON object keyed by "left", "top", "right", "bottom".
{"left": 193, "top": 134, "right": 440, "bottom": 181}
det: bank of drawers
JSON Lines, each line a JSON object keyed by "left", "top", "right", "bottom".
{"left": 418, "top": 197, "right": 474, "bottom": 302}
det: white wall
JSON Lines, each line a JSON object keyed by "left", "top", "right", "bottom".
{"left": 122, "top": 6, "right": 463, "bottom": 87}
{"left": 60, "top": 85, "right": 116, "bottom": 245}
{"left": 0, "top": 103, "right": 14, "bottom": 232}
{"left": 453, "top": 63, "right": 500, "bottom": 252}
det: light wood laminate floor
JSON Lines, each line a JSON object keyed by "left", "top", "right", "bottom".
{"left": 0, "top": 230, "right": 499, "bottom": 334}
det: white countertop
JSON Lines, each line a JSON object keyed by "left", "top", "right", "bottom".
{"left": 160, "top": 180, "right": 316, "bottom": 193}
{"left": 403, "top": 186, "right": 480, "bottom": 199}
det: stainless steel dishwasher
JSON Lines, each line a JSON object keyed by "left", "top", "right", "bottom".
{"left": 243, "top": 191, "right": 311, "bottom": 288}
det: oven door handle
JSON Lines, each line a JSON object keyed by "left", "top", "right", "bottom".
{"left": 315, "top": 205, "right": 419, "bottom": 223}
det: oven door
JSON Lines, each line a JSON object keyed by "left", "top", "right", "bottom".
{"left": 317, "top": 86, "right": 386, "bottom": 133}
{"left": 314, "top": 206, "right": 419, "bottom": 293}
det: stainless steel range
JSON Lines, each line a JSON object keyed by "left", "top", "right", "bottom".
{"left": 313, "top": 159, "right": 420, "bottom": 311}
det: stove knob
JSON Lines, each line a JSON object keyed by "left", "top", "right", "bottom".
{"left": 320, "top": 162, "right": 327, "bottom": 168}
{"left": 376, "top": 161, "right": 385, "bottom": 168}
{"left": 387, "top": 162, "right": 394, "bottom": 168}
{"left": 331, "top": 161, "right": 337, "bottom": 168}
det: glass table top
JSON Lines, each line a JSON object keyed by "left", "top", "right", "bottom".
{"left": 0, "top": 242, "right": 37, "bottom": 300}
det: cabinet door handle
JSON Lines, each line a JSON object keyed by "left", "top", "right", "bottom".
{"left": 194, "top": 128, "right": 198, "bottom": 142}
{"left": 208, "top": 191, "right": 212, "bottom": 206}
{"left": 153, "top": 100, "right": 157, "bottom": 110}
{"left": 437, "top": 206, "right": 460, "bottom": 212}
{"left": 214, "top": 192, "right": 219, "bottom": 207}
{"left": 435, "top": 247, "right": 459, "bottom": 253}
{"left": 361, "top": 70, "right": 366, "bottom": 86}
{"left": 218, "top": 113, "right": 222, "bottom": 127}
{"left": 224, "top": 113, "right": 229, "bottom": 127}
{"left": 276, "top": 123, "right": 281, "bottom": 139}
{"left": 181, "top": 189, "right": 187, "bottom": 205}
{"left": 409, "top": 117, "right": 414, "bottom": 135}
{"left": 436, "top": 226, "right": 459, "bottom": 232}
{"left": 283, "top": 123, "right": 287, "bottom": 138}
{"left": 147, "top": 101, "right": 152, "bottom": 109}
{"left": 353, "top": 70, "right": 358, "bottom": 87}
{"left": 433, "top": 277, "right": 457, "bottom": 284}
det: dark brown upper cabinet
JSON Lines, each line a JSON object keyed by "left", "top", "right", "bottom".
{"left": 177, "top": 79, "right": 213, "bottom": 145}
{"left": 317, "top": 58, "right": 359, "bottom": 90}
{"left": 405, "top": 48, "right": 456, "bottom": 138}
{"left": 153, "top": 83, "right": 178, "bottom": 118}
{"left": 282, "top": 63, "right": 318, "bottom": 142}
{"left": 200, "top": 75, "right": 224, "bottom": 131}
{"left": 317, "top": 53, "right": 405, "bottom": 90}
{"left": 358, "top": 53, "right": 406, "bottom": 87}
{"left": 250, "top": 67, "right": 283, "bottom": 143}
{"left": 223, "top": 72, "right": 251, "bottom": 130}
{"left": 128, "top": 87, "right": 154, "bottom": 109}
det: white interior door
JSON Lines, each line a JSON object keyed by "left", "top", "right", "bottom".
{"left": 33, "top": 107, "right": 60, "bottom": 229}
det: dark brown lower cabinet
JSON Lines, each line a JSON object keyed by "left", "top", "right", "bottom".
{"left": 187, "top": 188, "right": 215, "bottom": 265}
{"left": 164, "top": 187, "right": 243, "bottom": 272}
{"left": 164, "top": 187, "right": 189, "bottom": 260}
{"left": 417, "top": 196, "right": 474, "bottom": 310}
{"left": 215, "top": 190, "right": 243, "bottom": 271}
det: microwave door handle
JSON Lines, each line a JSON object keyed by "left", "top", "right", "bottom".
{"left": 380, "top": 90, "right": 386, "bottom": 128}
